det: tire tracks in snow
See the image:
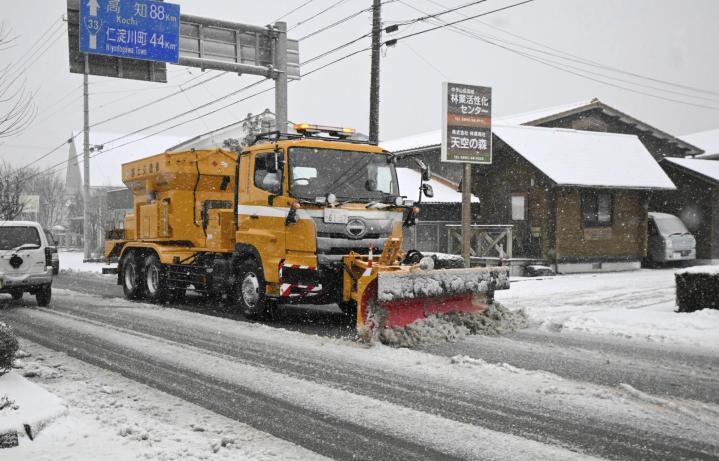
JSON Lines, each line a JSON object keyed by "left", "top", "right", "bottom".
{"left": 4, "top": 292, "right": 719, "bottom": 460}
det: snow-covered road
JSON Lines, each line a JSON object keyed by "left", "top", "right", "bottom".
{"left": 2, "top": 275, "right": 719, "bottom": 460}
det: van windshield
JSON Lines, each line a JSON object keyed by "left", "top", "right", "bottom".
{"left": 654, "top": 217, "right": 689, "bottom": 235}
{"left": 0, "top": 226, "right": 41, "bottom": 250}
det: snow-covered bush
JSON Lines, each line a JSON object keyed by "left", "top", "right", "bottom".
{"left": 0, "top": 322, "right": 19, "bottom": 375}
{"left": 675, "top": 266, "right": 719, "bottom": 312}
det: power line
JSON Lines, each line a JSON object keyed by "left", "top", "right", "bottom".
{"left": 393, "top": 0, "right": 488, "bottom": 26}
{"left": 274, "top": 0, "right": 317, "bottom": 22}
{"left": 385, "top": 0, "right": 535, "bottom": 45}
{"left": 398, "top": 1, "right": 719, "bottom": 110}
{"left": 28, "top": 46, "right": 372, "bottom": 181}
{"left": 289, "top": 0, "right": 350, "bottom": 31}
{"left": 4, "top": 17, "right": 63, "bottom": 74}
{"left": 422, "top": 0, "right": 719, "bottom": 98}
{"left": 298, "top": 5, "right": 373, "bottom": 41}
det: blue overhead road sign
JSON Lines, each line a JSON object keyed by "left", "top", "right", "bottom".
{"left": 80, "top": 0, "right": 180, "bottom": 64}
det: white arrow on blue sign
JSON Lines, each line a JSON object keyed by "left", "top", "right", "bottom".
{"left": 80, "top": 0, "right": 180, "bottom": 64}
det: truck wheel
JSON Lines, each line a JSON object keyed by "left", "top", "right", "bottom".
{"left": 234, "top": 259, "right": 273, "bottom": 319}
{"left": 122, "top": 253, "right": 145, "bottom": 300}
{"left": 35, "top": 284, "right": 52, "bottom": 307}
{"left": 338, "top": 300, "right": 357, "bottom": 318}
{"left": 10, "top": 289, "right": 23, "bottom": 301}
{"left": 144, "top": 254, "right": 168, "bottom": 303}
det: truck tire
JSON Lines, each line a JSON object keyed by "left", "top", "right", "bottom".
{"left": 10, "top": 289, "right": 23, "bottom": 301}
{"left": 233, "top": 259, "right": 274, "bottom": 319}
{"left": 121, "top": 253, "right": 145, "bottom": 300}
{"left": 338, "top": 300, "right": 357, "bottom": 318}
{"left": 35, "top": 284, "right": 52, "bottom": 307}
{"left": 144, "top": 254, "right": 168, "bottom": 303}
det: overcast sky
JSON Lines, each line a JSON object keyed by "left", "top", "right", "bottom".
{"left": 1, "top": 0, "right": 718, "bottom": 185}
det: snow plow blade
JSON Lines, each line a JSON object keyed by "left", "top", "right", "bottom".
{"left": 356, "top": 266, "right": 510, "bottom": 340}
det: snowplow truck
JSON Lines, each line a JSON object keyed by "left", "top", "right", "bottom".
{"left": 104, "top": 124, "right": 509, "bottom": 339}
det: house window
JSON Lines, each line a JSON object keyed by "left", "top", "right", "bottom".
{"left": 511, "top": 194, "right": 526, "bottom": 220}
{"left": 581, "top": 191, "right": 613, "bottom": 227}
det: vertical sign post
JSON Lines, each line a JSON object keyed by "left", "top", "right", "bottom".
{"left": 441, "top": 82, "right": 492, "bottom": 268}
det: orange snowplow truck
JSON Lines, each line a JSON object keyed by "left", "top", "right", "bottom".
{"left": 104, "top": 125, "right": 509, "bottom": 339}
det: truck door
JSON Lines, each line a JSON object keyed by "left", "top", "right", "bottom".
{"left": 236, "top": 150, "right": 287, "bottom": 281}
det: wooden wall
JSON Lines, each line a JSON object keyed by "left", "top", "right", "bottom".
{"left": 553, "top": 188, "right": 648, "bottom": 262}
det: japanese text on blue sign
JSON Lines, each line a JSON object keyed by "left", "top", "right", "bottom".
{"left": 442, "top": 82, "right": 492, "bottom": 164}
{"left": 80, "top": 0, "right": 180, "bottom": 64}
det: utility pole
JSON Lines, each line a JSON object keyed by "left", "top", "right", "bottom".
{"left": 461, "top": 163, "right": 471, "bottom": 268}
{"left": 83, "top": 54, "right": 92, "bottom": 261}
{"left": 274, "top": 21, "right": 288, "bottom": 133}
{"left": 369, "top": 0, "right": 381, "bottom": 143}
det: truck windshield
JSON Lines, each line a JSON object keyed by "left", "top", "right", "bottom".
{"left": 288, "top": 147, "right": 399, "bottom": 202}
{"left": 0, "top": 226, "right": 41, "bottom": 250}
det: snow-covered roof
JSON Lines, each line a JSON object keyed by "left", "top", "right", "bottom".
{"left": 494, "top": 125, "right": 675, "bottom": 190}
{"left": 681, "top": 128, "right": 719, "bottom": 159}
{"left": 396, "top": 167, "right": 478, "bottom": 203}
{"left": 381, "top": 130, "right": 441, "bottom": 154}
{"left": 493, "top": 99, "right": 597, "bottom": 126}
{"left": 664, "top": 157, "right": 719, "bottom": 184}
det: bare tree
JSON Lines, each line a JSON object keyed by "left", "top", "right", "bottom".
{"left": 0, "top": 24, "right": 37, "bottom": 138}
{"left": 0, "top": 161, "right": 27, "bottom": 220}
{"left": 24, "top": 170, "right": 66, "bottom": 229}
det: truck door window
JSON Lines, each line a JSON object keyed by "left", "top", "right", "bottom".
{"left": 254, "top": 152, "right": 282, "bottom": 195}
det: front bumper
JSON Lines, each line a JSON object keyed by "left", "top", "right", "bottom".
{"left": 0, "top": 267, "right": 53, "bottom": 291}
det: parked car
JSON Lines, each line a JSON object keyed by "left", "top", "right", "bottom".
{"left": 0, "top": 221, "right": 54, "bottom": 306}
{"left": 647, "top": 212, "right": 696, "bottom": 263}
{"left": 44, "top": 229, "right": 60, "bottom": 275}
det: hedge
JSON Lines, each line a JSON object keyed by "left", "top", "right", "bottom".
{"left": 0, "top": 322, "right": 19, "bottom": 376}
{"left": 675, "top": 267, "right": 719, "bottom": 313}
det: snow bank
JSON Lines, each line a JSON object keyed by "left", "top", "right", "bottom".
{"left": 496, "top": 269, "right": 719, "bottom": 350}
{"left": 58, "top": 251, "right": 106, "bottom": 274}
{"left": 0, "top": 372, "right": 67, "bottom": 440}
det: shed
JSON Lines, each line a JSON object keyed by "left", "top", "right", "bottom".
{"left": 656, "top": 158, "right": 719, "bottom": 261}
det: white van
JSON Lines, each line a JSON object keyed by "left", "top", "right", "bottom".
{"left": 0, "top": 221, "right": 53, "bottom": 305}
{"left": 647, "top": 212, "right": 696, "bottom": 263}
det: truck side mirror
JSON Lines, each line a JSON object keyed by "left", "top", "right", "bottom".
{"left": 413, "top": 157, "right": 432, "bottom": 181}
{"left": 422, "top": 183, "right": 434, "bottom": 198}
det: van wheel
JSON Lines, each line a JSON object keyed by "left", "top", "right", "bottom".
{"left": 36, "top": 284, "right": 52, "bottom": 307}
{"left": 144, "top": 254, "right": 168, "bottom": 303}
{"left": 233, "top": 259, "right": 274, "bottom": 319}
{"left": 10, "top": 289, "right": 23, "bottom": 301}
{"left": 122, "top": 253, "right": 145, "bottom": 300}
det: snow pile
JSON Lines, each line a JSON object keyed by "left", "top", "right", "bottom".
{"left": 0, "top": 372, "right": 67, "bottom": 442}
{"left": 496, "top": 269, "right": 719, "bottom": 349}
{"left": 377, "top": 266, "right": 510, "bottom": 302}
{"left": 676, "top": 265, "right": 719, "bottom": 275}
{"left": 58, "top": 250, "right": 106, "bottom": 274}
{"left": 379, "top": 303, "right": 528, "bottom": 347}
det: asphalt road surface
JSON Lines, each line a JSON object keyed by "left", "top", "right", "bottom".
{"left": 1, "top": 272, "right": 717, "bottom": 460}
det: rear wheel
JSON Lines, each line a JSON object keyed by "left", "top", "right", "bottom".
{"left": 121, "top": 252, "right": 145, "bottom": 300}
{"left": 35, "top": 284, "right": 52, "bottom": 307}
{"left": 10, "top": 289, "right": 23, "bottom": 301}
{"left": 144, "top": 254, "right": 168, "bottom": 303}
{"left": 233, "top": 259, "right": 274, "bottom": 319}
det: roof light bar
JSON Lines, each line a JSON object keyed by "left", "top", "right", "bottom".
{"left": 293, "top": 123, "right": 356, "bottom": 138}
